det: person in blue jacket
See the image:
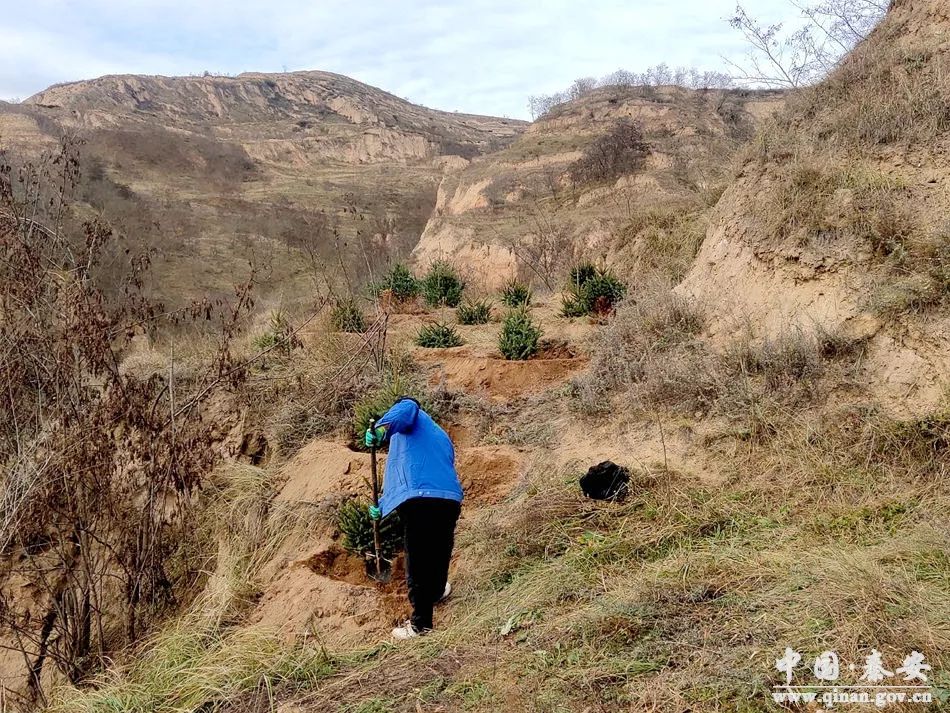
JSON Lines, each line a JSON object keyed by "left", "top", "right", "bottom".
{"left": 364, "top": 396, "right": 463, "bottom": 639}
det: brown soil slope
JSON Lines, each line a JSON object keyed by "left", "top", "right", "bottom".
{"left": 678, "top": 0, "right": 950, "bottom": 413}
{"left": 412, "top": 85, "right": 784, "bottom": 288}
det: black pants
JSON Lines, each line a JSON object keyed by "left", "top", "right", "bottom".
{"left": 398, "top": 497, "right": 461, "bottom": 631}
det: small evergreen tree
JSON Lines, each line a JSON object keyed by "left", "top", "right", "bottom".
{"left": 330, "top": 297, "right": 367, "bottom": 333}
{"left": 561, "top": 267, "right": 627, "bottom": 317}
{"left": 500, "top": 279, "right": 533, "bottom": 308}
{"left": 499, "top": 307, "right": 543, "bottom": 360}
{"left": 337, "top": 499, "right": 403, "bottom": 560}
{"left": 421, "top": 260, "right": 466, "bottom": 307}
{"left": 352, "top": 377, "right": 427, "bottom": 448}
{"left": 372, "top": 263, "right": 420, "bottom": 303}
{"left": 253, "top": 310, "right": 302, "bottom": 355}
{"left": 456, "top": 298, "right": 493, "bottom": 325}
{"left": 416, "top": 322, "right": 464, "bottom": 348}
{"left": 568, "top": 262, "right": 598, "bottom": 289}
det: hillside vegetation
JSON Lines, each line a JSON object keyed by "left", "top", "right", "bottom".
{"left": 1, "top": 71, "right": 524, "bottom": 308}
{"left": 412, "top": 84, "right": 784, "bottom": 290}
{"left": 0, "top": 1, "right": 948, "bottom": 712}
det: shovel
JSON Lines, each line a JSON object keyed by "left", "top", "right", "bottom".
{"left": 367, "top": 419, "right": 392, "bottom": 583}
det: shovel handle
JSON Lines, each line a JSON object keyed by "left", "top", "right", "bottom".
{"left": 369, "top": 419, "right": 383, "bottom": 575}
{"left": 369, "top": 419, "right": 381, "bottom": 506}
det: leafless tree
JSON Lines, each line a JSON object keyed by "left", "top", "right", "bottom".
{"left": 496, "top": 201, "right": 578, "bottom": 291}
{"left": 528, "top": 65, "right": 736, "bottom": 119}
{"left": 727, "top": 0, "right": 890, "bottom": 88}
{"left": 568, "top": 119, "right": 651, "bottom": 186}
{"left": 798, "top": 0, "right": 889, "bottom": 49}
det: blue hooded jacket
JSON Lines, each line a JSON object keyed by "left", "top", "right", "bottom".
{"left": 376, "top": 398, "right": 463, "bottom": 517}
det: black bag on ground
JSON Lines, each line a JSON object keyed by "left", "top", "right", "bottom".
{"left": 579, "top": 461, "right": 629, "bottom": 501}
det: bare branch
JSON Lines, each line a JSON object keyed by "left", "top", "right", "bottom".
{"left": 727, "top": 0, "right": 889, "bottom": 89}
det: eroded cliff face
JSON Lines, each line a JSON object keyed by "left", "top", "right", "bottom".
{"left": 677, "top": 0, "right": 950, "bottom": 413}
{"left": 25, "top": 71, "right": 524, "bottom": 164}
{"left": 411, "top": 85, "right": 784, "bottom": 289}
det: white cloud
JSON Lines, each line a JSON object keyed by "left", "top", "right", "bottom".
{"left": 2, "top": 0, "right": 803, "bottom": 117}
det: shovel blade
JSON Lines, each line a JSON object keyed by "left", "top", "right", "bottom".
{"left": 366, "top": 557, "right": 392, "bottom": 583}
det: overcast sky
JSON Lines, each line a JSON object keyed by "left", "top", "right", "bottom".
{"left": 4, "top": 0, "right": 801, "bottom": 119}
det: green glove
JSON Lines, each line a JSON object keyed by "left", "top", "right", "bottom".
{"left": 368, "top": 505, "right": 382, "bottom": 521}
{"left": 364, "top": 426, "right": 386, "bottom": 448}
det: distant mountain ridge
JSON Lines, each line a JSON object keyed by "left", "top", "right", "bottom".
{"left": 1, "top": 70, "right": 527, "bottom": 306}
{"left": 24, "top": 70, "right": 523, "bottom": 158}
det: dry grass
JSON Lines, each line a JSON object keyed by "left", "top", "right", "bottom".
{"left": 46, "top": 392, "right": 950, "bottom": 712}
{"left": 574, "top": 282, "right": 705, "bottom": 406}
{"left": 743, "top": 150, "right": 950, "bottom": 322}
{"left": 731, "top": 33, "right": 950, "bottom": 331}
{"left": 574, "top": 285, "right": 872, "bottom": 446}
{"left": 454, "top": 392, "right": 558, "bottom": 448}
{"left": 869, "top": 239, "right": 950, "bottom": 318}
{"left": 46, "top": 461, "right": 326, "bottom": 713}
{"left": 251, "top": 409, "right": 950, "bottom": 711}
{"left": 605, "top": 200, "right": 708, "bottom": 282}
{"left": 198, "top": 465, "right": 310, "bottom": 618}
{"left": 800, "top": 43, "right": 950, "bottom": 147}
{"left": 753, "top": 157, "right": 917, "bottom": 254}
{"left": 47, "top": 621, "right": 336, "bottom": 713}
{"left": 744, "top": 42, "right": 950, "bottom": 154}
{"left": 243, "top": 316, "right": 431, "bottom": 459}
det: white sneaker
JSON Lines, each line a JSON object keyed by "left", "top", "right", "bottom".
{"left": 438, "top": 582, "right": 452, "bottom": 603}
{"left": 392, "top": 621, "right": 420, "bottom": 640}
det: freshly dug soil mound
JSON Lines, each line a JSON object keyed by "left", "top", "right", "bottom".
{"left": 537, "top": 339, "right": 578, "bottom": 359}
{"left": 253, "top": 547, "right": 409, "bottom": 643}
{"left": 302, "top": 545, "right": 372, "bottom": 586}
{"left": 457, "top": 445, "right": 524, "bottom": 505}
{"left": 416, "top": 346, "right": 586, "bottom": 401}
{"left": 251, "top": 564, "right": 387, "bottom": 642}
{"left": 276, "top": 440, "right": 376, "bottom": 505}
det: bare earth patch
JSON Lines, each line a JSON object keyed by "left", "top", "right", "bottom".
{"left": 416, "top": 345, "right": 587, "bottom": 401}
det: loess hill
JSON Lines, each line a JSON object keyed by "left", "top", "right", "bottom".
{"left": 1, "top": 71, "right": 524, "bottom": 305}
{"left": 4, "top": 1, "right": 950, "bottom": 709}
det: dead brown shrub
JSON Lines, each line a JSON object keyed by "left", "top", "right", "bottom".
{"left": 568, "top": 119, "right": 650, "bottom": 186}
{"left": 0, "top": 138, "right": 258, "bottom": 701}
